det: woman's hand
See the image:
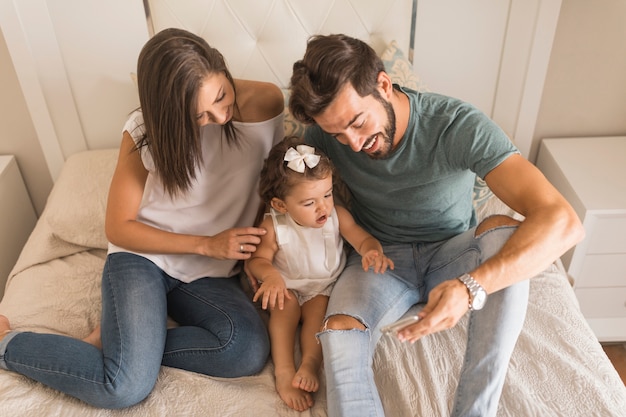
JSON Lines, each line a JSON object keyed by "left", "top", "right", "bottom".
{"left": 361, "top": 250, "right": 395, "bottom": 274}
{"left": 202, "top": 227, "right": 267, "bottom": 260}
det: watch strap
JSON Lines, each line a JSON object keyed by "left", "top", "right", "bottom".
{"left": 458, "top": 273, "right": 483, "bottom": 310}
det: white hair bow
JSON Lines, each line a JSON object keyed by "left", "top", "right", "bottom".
{"left": 284, "top": 145, "right": 321, "bottom": 173}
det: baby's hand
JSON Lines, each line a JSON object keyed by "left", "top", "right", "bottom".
{"left": 253, "top": 276, "right": 291, "bottom": 310}
{"left": 361, "top": 250, "right": 394, "bottom": 274}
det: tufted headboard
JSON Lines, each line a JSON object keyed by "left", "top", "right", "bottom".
{"left": 144, "top": 0, "right": 415, "bottom": 90}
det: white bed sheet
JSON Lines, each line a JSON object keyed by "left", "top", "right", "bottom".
{"left": 1, "top": 148, "right": 625, "bottom": 417}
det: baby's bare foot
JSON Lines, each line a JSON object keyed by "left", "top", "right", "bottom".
{"left": 292, "top": 362, "right": 320, "bottom": 392}
{"left": 275, "top": 369, "right": 314, "bottom": 411}
{"left": 82, "top": 325, "right": 102, "bottom": 349}
{"left": 0, "top": 315, "right": 11, "bottom": 341}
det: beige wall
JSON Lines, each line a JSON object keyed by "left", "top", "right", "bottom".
{"left": 533, "top": 0, "right": 626, "bottom": 160}
{"left": 0, "top": 28, "right": 52, "bottom": 215}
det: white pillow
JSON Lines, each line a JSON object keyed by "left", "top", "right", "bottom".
{"left": 45, "top": 149, "right": 118, "bottom": 249}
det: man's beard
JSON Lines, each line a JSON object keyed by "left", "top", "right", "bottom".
{"left": 367, "top": 96, "right": 397, "bottom": 160}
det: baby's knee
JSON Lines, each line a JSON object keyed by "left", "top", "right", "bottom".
{"left": 323, "top": 314, "right": 366, "bottom": 331}
{"left": 475, "top": 214, "right": 520, "bottom": 236}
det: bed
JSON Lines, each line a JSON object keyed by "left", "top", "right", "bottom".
{"left": 2, "top": 0, "right": 626, "bottom": 416}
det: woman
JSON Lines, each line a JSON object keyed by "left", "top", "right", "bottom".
{"left": 0, "top": 28, "right": 284, "bottom": 408}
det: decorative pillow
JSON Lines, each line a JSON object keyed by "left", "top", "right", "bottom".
{"left": 473, "top": 176, "right": 494, "bottom": 210}
{"left": 282, "top": 89, "right": 307, "bottom": 138}
{"left": 380, "top": 40, "right": 428, "bottom": 92}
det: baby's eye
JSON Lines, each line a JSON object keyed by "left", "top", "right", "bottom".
{"left": 324, "top": 192, "right": 333, "bottom": 199}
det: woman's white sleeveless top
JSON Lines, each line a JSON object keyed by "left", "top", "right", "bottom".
{"left": 108, "top": 110, "right": 283, "bottom": 282}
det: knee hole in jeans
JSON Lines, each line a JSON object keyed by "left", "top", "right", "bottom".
{"left": 323, "top": 314, "right": 366, "bottom": 331}
{"left": 475, "top": 214, "right": 520, "bottom": 237}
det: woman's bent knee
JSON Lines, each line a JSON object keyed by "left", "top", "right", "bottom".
{"left": 89, "top": 378, "right": 156, "bottom": 409}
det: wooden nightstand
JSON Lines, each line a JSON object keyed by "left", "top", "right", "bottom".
{"left": 0, "top": 156, "right": 37, "bottom": 300}
{"left": 536, "top": 136, "right": 626, "bottom": 342}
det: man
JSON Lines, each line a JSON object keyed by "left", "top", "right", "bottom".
{"left": 287, "top": 34, "right": 584, "bottom": 417}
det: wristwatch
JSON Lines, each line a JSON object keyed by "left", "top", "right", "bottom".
{"left": 458, "top": 273, "right": 487, "bottom": 310}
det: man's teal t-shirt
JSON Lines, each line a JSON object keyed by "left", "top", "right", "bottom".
{"left": 304, "top": 86, "right": 519, "bottom": 244}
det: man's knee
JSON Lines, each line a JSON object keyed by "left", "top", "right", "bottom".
{"left": 323, "top": 314, "right": 366, "bottom": 331}
{"left": 475, "top": 214, "right": 520, "bottom": 236}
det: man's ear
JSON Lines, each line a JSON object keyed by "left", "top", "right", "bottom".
{"left": 270, "top": 198, "right": 288, "bottom": 213}
{"left": 377, "top": 71, "right": 394, "bottom": 99}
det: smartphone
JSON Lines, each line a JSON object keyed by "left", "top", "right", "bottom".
{"left": 381, "top": 315, "right": 420, "bottom": 334}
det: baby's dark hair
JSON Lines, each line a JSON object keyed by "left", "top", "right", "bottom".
{"left": 259, "top": 136, "right": 334, "bottom": 204}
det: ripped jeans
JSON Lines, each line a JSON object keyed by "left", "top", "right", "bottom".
{"left": 318, "top": 225, "right": 529, "bottom": 417}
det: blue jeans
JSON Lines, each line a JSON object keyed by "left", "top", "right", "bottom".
{"left": 318, "top": 225, "right": 529, "bottom": 417}
{"left": 0, "top": 253, "right": 269, "bottom": 408}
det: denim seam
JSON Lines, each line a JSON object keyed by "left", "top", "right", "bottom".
{"left": 165, "top": 285, "right": 234, "bottom": 354}
{"left": 451, "top": 311, "right": 474, "bottom": 417}
{"left": 427, "top": 225, "right": 517, "bottom": 277}
{"left": 105, "top": 261, "right": 125, "bottom": 386}
{"left": 427, "top": 246, "right": 479, "bottom": 277}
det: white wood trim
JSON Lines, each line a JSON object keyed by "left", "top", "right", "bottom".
{"left": 515, "top": 0, "right": 562, "bottom": 160}
{"left": 491, "top": 0, "right": 536, "bottom": 144}
{"left": 0, "top": 0, "right": 68, "bottom": 180}
{"left": 1, "top": 0, "right": 148, "bottom": 180}
{"left": 15, "top": 0, "right": 88, "bottom": 156}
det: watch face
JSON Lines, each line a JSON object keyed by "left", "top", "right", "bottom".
{"left": 472, "top": 290, "right": 487, "bottom": 310}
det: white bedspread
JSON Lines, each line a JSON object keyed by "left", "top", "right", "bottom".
{"left": 1, "top": 149, "right": 625, "bottom": 417}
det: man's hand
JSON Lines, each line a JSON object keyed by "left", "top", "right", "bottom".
{"left": 396, "top": 279, "right": 470, "bottom": 343}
